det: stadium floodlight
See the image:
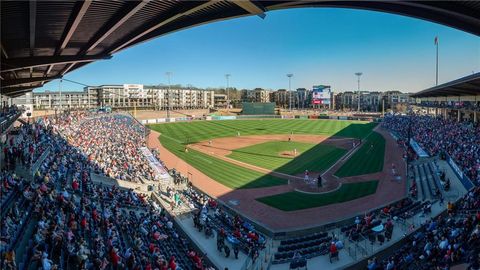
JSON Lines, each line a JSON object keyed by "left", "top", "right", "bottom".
{"left": 225, "top": 74, "right": 231, "bottom": 109}
{"left": 355, "top": 72, "right": 363, "bottom": 111}
{"left": 58, "top": 78, "right": 63, "bottom": 110}
{"left": 287, "top": 74, "right": 293, "bottom": 111}
{"left": 166, "top": 72, "right": 173, "bottom": 118}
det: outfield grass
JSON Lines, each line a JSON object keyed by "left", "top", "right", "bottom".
{"left": 227, "top": 141, "right": 347, "bottom": 175}
{"left": 152, "top": 119, "right": 376, "bottom": 143}
{"left": 334, "top": 131, "right": 385, "bottom": 178}
{"left": 256, "top": 180, "right": 379, "bottom": 211}
{"left": 150, "top": 119, "right": 377, "bottom": 189}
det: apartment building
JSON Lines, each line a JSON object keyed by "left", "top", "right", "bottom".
{"left": 241, "top": 88, "right": 271, "bottom": 103}
{"left": 334, "top": 90, "right": 413, "bottom": 112}
{"left": 11, "top": 84, "right": 215, "bottom": 110}
{"left": 214, "top": 94, "right": 228, "bottom": 108}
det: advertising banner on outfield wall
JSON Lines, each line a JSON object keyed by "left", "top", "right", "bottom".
{"left": 212, "top": 116, "right": 236, "bottom": 120}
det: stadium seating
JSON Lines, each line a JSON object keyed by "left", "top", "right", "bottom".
{"left": 383, "top": 115, "right": 479, "bottom": 185}
{"left": 179, "top": 184, "right": 267, "bottom": 255}
{"left": 1, "top": 112, "right": 215, "bottom": 270}
{"left": 0, "top": 105, "right": 22, "bottom": 134}
{"left": 374, "top": 186, "right": 480, "bottom": 270}
{"left": 273, "top": 233, "right": 332, "bottom": 264}
{"left": 3, "top": 110, "right": 479, "bottom": 270}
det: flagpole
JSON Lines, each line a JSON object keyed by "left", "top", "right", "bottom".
{"left": 435, "top": 37, "right": 439, "bottom": 86}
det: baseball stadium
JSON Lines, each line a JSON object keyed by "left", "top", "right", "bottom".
{"left": 1, "top": 2, "right": 480, "bottom": 270}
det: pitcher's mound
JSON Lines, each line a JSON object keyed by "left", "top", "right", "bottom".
{"left": 279, "top": 151, "right": 300, "bottom": 157}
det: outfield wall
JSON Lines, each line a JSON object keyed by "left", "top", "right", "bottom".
{"left": 139, "top": 114, "right": 380, "bottom": 124}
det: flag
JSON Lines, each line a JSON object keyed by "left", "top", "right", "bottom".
{"left": 434, "top": 36, "right": 438, "bottom": 45}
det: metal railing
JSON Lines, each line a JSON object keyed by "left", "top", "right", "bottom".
{"left": 0, "top": 111, "right": 22, "bottom": 134}
{"left": 240, "top": 239, "right": 274, "bottom": 270}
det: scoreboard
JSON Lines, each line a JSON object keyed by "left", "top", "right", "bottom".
{"left": 312, "top": 85, "right": 331, "bottom": 105}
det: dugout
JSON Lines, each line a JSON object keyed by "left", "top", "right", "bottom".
{"left": 242, "top": 102, "right": 275, "bottom": 115}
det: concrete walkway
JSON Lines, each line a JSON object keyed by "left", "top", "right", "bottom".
{"left": 175, "top": 213, "right": 249, "bottom": 270}
{"left": 270, "top": 199, "right": 457, "bottom": 270}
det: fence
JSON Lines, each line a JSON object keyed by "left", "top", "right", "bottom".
{"left": 242, "top": 102, "right": 275, "bottom": 115}
{"left": 240, "top": 239, "right": 274, "bottom": 270}
{"left": 138, "top": 114, "right": 381, "bottom": 126}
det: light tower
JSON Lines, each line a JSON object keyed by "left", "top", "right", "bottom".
{"left": 58, "top": 78, "right": 63, "bottom": 110}
{"left": 355, "top": 72, "right": 363, "bottom": 111}
{"left": 287, "top": 73, "right": 293, "bottom": 111}
{"left": 225, "top": 74, "right": 231, "bottom": 109}
{"left": 166, "top": 71, "right": 172, "bottom": 118}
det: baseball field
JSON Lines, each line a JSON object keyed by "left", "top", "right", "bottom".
{"left": 149, "top": 119, "right": 383, "bottom": 192}
{"left": 147, "top": 117, "right": 404, "bottom": 220}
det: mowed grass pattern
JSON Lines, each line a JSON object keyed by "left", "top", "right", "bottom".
{"left": 150, "top": 119, "right": 377, "bottom": 189}
{"left": 159, "top": 135, "right": 286, "bottom": 189}
{"left": 334, "top": 131, "right": 385, "bottom": 178}
{"left": 257, "top": 180, "right": 379, "bottom": 211}
{"left": 227, "top": 141, "right": 347, "bottom": 175}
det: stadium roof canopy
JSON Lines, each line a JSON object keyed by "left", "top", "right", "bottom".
{"left": 411, "top": 73, "right": 480, "bottom": 98}
{"left": 2, "top": 1, "right": 480, "bottom": 97}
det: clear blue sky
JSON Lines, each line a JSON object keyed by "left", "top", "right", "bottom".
{"left": 37, "top": 7, "right": 479, "bottom": 93}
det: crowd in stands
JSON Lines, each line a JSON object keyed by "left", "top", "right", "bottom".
{"left": 367, "top": 187, "right": 480, "bottom": 270}
{"left": 3, "top": 122, "right": 51, "bottom": 170}
{"left": 53, "top": 112, "right": 157, "bottom": 183}
{"left": 383, "top": 115, "right": 480, "bottom": 185}
{"left": 1, "top": 105, "right": 22, "bottom": 137}
{"left": 1, "top": 105, "right": 20, "bottom": 119}
{"left": 1, "top": 111, "right": 215, "bottom": 270}
{"left": 342, "top": 197, "right": 430, "bottom": 246}
{"left": 169, "top": 177, "right": 265, "bottom": 262}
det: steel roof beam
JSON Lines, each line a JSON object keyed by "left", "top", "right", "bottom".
{"left": 64, "top": 1, "right": 149, "bottom": 77}
{"left": 83, "top": 0, "right": 150, "bottom": 54}
{"left": 447, "top": 87, "right": 480, "bottom": 95}
{"left": 1, "top": 43, "right": 18, "bottom": 79}
{"left": 10, "top": 91, "right": 33, "bottom": 98}
{"left": 1, "top": 86, "right": 35, "bottom": 95}
{"left": 61, "top": 63, "right": 75, "bottom": 76}
{"left": 110, "top": 1, "right": 218, "bottom": 54}
{"left": 44, "top": 1, "right": 91, "bottom": 77}
{"left": 231, "top": 0, "right": 266, "bottom": 18}
{"left": 2, "top": 55, "right": 112, "bottom": 72}
{"left": 57, "top": 1, "right": 92, "bottom": 54}
{"left": 1, "top": 75, "right": 62, "bottom": 88}
{"left": 29, "top": 0, "right": 36, "bottom": 56}
{"left": 1, "top": 43, "right": 9, "bottom": 59}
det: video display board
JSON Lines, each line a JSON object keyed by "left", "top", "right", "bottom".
{"left": 312, "top": 85, "right": 331, "bottom": 105}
